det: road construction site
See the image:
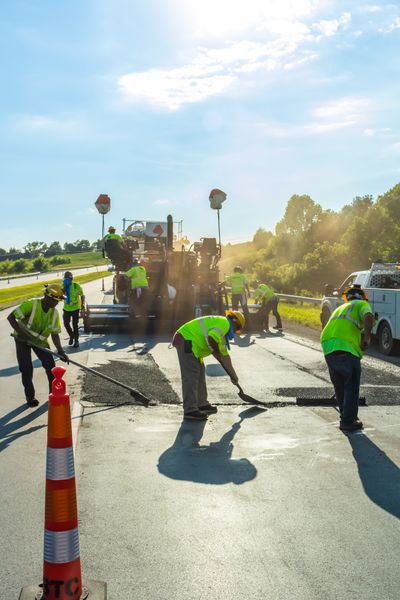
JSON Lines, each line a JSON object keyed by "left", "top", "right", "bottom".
{"left": 1, "top": 278, "right": 400, "bottom": 599}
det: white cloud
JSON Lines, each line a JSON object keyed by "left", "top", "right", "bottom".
{"left": 312, "top": 12, "right": 351, "bottom": 38}
{"left": 16, "top": 114, "right": 79, "bottom": 133}
{"left": 258, "top": 97, "right": 372, "bottom": 138}
{"left": 118, "top": 11, "right": 352, "bottom": 110}
{"left": 64, "top": 223, "right": 73, "bottom": 229}
{"left": 379, "top": 16, "right": 400, "bottom": 32}
{"left": 363, "top": 127, "right": 392, "bottom": 136}
{"left": 360, "top": 4, "right": 383, "bottom": 12}
{"left": 154, "top": 198, "right": 170, "bottom": 205}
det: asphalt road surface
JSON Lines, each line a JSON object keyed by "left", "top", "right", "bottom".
{"left": 0, "top": 264, "right": 103, "bottom": 289}
{"left": 1, "top": 281, "right": 399, "bottom": 599}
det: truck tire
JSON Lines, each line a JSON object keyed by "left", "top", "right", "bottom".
{"left": 320, "top": 306, "right": 331, "bottom": 329}
{"left": 378, "top": 321, "right": 395, "bottom": 355}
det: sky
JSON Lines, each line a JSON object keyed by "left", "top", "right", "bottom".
{"left": 1, "top": 0, "right": 400, "bottom": 250}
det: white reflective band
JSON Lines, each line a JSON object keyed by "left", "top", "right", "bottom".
{"left": 209, "top": 327, "right": 227, "bottom": 350}
{"left": 44, "top": 528, "right": 80, "bottom": 563}
{"left": 51, "top": 309, "right": 58, "bottom": 329}
{"left": 331, "top": 303, "right": 362, "bottom": 329}
{"left": 198, "top": 319, "right": 213, "bottom": 351}
{"left": 15, "top": 307, "right": 24, "bottom": 319}
{"left": 27, "top": 299, "right": 37, "bottom": 328}
{"left": 46, "top": 447, "right": 75, "bottom": 480}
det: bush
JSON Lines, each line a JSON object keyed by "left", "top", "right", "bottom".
{"left": 50, "top": 255, "right": 70, "bottom": 266}
{"left": 32, "top": 257, "right": 49, "bottom": 272}
{"left": 10, "top": 259, "right": 28, "bottom": 274}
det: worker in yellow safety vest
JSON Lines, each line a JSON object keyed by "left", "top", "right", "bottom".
{"left": 254, "top": 282, "right": 282, "bottom": 333}
{"left": 172, "top": 310, "right": 245, "bottom": 420}
{"left": 225, "top": 266, "right": 250, "bottom": 323}
{"left": 124, "top": 258, "right": 149, "bottom": 302}
{"left": 62, "top": 271, "right": 86, "bottom": 348}
{"left": 321, "top": 285, "right": 373, "bottom": 432}
{"left": 7, "top": 284, "right": 69, "bottom": 407}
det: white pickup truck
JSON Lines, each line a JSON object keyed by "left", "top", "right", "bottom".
{"left": 320, "top": 262, "right": 400, "bottom": 355}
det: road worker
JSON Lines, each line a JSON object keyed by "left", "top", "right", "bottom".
{"left": 124, "top": 258, "right": 149, "bottom": 307}
{"left": 62, "top": 271, "right": 85, "bottom": 348}
{"left": 7, "top": 284, "right": 69, "bottom": 407}
{"left": 254, "top": 282, "right": 282, "bottom": 333}
{"left": 321, "top": 285, "right": 373, "bottom": 432}
{"left": 101, "top": 225, "right": 125, "bottom": 260}
{"left": 225, "top": 266, "right": 250, "bottom": 324}
{"left": 172, "top": 310, "right": 245, "bottom": 420}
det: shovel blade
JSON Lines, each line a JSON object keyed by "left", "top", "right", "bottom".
{"left": 238, "top": 390, "right": 268, "bottom": 407}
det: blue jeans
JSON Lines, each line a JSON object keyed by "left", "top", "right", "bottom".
{"left": 325, "top": 352, "right": 361, "bottom": 423}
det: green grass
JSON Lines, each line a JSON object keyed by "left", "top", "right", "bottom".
{"left": 54, "top": 251, "right": 108, "bottom": 268}
{"left": 0, "top": 271, "right": 112, "bottom": 311}
{"left": 278, "top": 301, "right": 321, "bottom": 329}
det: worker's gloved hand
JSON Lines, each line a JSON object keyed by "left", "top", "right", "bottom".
{"left": 361, "top": 334, "right": 371, "bottom": 350}
{"left": 58, "top": 350, "right": 70, "bottom": 364}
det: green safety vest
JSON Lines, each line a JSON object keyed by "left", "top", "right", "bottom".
{"left": 321, "top": 299, "right": 372, "bottom": 358}
{"left": 107, "top": 233, "right": 122, "bottom": 241}
{"left": 178, "top": 315, "right": 230, "bottom": 359}
{"left": 63, "top": 282, "right": 84, "bottom": 312}
{"left": 11, "top": 298, "right": 61, "bottom": 348}
{"left": 254, "top": 284, "right": 274, "bottom": 303}
{"left": 226, "top": 273, "right": 246, "bottom": 295}
{"left": 125, "top": 265, "right": 149, "bottom": 289}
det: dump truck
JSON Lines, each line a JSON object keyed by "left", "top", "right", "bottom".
{"left": 84, "top": 215, "right": 225, "bottom": 333}
{"left": 320, "top": 261, "right": 400, "bottom": 355}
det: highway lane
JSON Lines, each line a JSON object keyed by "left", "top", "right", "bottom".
{"left": 0, "top": 264, "right": 107, "bottom": 289}
{"left": 1, "top": 283, "right": 400, "bottom": 599}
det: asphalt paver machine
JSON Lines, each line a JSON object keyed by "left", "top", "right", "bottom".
{"left": 83, "top": 214, "right": 225, "bottom": 333}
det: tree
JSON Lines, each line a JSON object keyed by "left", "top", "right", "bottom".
{"left": 23, "top": 241, "right": 48, "bottom": 258}
{"left": 252, "top": 228, "right": 273, "bottom": 250}
{"left": 45, "top": 241, "right": 63, "bottom": 257}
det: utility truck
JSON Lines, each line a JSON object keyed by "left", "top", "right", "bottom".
{"left": 320, "top": 262, "right": 400, "bottom": 355}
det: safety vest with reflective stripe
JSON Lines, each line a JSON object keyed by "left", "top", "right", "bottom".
{"left": 320, "top": 299, "right": 372, "bottom": 358}
{"left": 12, "top": 298, "right": 61, "bottom": 348}
{"left": 254, "top": 284, "right": 274, "bottom": 303}
{"left": 63, "top": 282, "right": 84, "bottom": 312}
{"left": 226, "top": 273, "right": 247, "bottom": 295}
{"left": 177, "top": 316, "right": 230, "bottom": 359}
{"left": 124, "top": 265, "right": 149, "bottom": 289}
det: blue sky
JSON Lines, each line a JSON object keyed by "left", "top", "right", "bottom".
{"left": 1, "top": 0, "right": 399, "bottom": 250}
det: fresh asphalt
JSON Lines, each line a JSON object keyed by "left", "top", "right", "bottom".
{"left": 0, "top": 280, "right": 399, "bottom": 599}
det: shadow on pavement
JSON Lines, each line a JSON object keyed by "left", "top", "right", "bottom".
{"left": 234, "top": 334, "right": 256, "bottom": 348}
{"left": 158, "top": 407, "right": 265, "bottom": 485}
{"left": 347, "top": 432, "right": 400, "bottom": 520}
{"left": 0, "top": 402, "right": 47, "bottom": 453}
{"left": 0, "top": 359, "right": 41, "bottom": 377}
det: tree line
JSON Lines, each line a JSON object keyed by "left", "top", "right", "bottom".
{"left": 222, "top": 182, "right": 400, "bottom": 296}
{"left": 0, "top": 239, "right": 102, "bottom": 261}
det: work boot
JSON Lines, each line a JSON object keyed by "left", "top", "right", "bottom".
{"left": 68, "top": 336, "right": 74, "bottom": 346}
{"left": 198, "top": 403, "right": 218, "bottom": 414}
{"left": 340, "top": 419, "right": 363, "bottom": 432}
{"left": 184, "top": 410, "right": 208, "bottom": 421}
{"left": 73, "top": 338, "right": 79, "bottom": 348}
{"left": 26, "top": 398, "right": 39, "bottom": 407}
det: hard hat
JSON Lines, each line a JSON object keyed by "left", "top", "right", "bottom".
{"left": 44, "top": 283, "right": 65, "bottom": 300}
{"left": 342, "top": 285, "right": 368, "bottom": 302}
{"left": 108, "top": 226, "right": 116, "bottom": 233}
{"left": 225, "top": 310, "right": 245, "bottom": 333}
{"left": 234, "top": 265, "right": 243, "bottom": 273}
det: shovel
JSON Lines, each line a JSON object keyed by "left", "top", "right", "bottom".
{"left": 234, "top": 382, "right": 269, "bottom": 408}
{"left": 29, "top": 343, "right": 150, "bottom": 407}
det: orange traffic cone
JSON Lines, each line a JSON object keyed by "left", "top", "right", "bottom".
{"left": 19, "top": 366, "right": 106, "bottom": 599}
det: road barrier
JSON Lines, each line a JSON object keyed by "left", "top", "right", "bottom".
{"left": 19, "top": 367, "right": 106, "bottom": 600}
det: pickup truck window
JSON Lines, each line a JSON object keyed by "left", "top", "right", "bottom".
{"left": 338, "top": 274, "right": 357, "bottom": 295}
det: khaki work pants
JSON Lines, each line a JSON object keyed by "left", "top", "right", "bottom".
{"left": 176, "top": 340, "right": 208, "bottom": 414}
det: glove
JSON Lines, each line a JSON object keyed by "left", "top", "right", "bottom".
{"left": 58, "top": 351, "right": 70, "bottom": 364}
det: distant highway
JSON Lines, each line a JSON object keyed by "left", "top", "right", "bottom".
{"left": 0, "top": 265, "right": 108, "bottom": 289}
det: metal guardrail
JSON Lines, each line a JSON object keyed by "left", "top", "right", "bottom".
{"left": 0, "top": 265, "right": 101, "bottom": 283}
{"left": 276, "top": 293, "right": 322, "bottom": 305}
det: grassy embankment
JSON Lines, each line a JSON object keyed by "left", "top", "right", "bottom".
{"left": 0, "top": 271, "right": 112, "bottom": 311}
{"left": 278, "top": 301, "right": 321, "bottom": 330}
{"left": 52, "top": 251, "right": 108, "bottom": 268}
